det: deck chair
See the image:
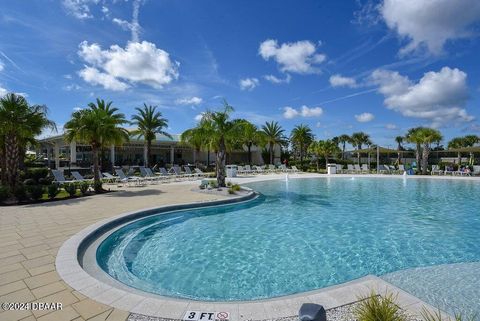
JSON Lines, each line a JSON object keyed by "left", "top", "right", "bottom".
{"left": 346, "top": 164, "right": 355, "bottom": 174}
{"left": 398, "top": 165, "right": 406, "bottom": 173}
{"left": 194, "top": 168, "right": 207, "bottom": 178}
{"left": 361, "top": 164, "right": 369, "bottom": 174}
{"left": 431, "top": 165, "right": 444, "bottom": 175}
{"left": 71, "top": 171, "right": 92, "bottom": 182}
{"left": 253, "top": 165, "right": 265, "bottom": 174}
{"left": 51, "top": 170, "right": 74, "bottom": 184}
{"left": 473, "top": 165, "right": 480, "bottom": 176}
{"left": 354, "top": 164, "right": 362, "bottom": 174}
{"left": 291, "top": 165, "right": 300, "bottom": 173}
{"left": 139, "top": 167, "right": 157, "bottom": 184}
{"left": 101, "top": 172, "right": 118, "bottom": 184}
{"left": 237, "top": 165, "right": 245, "bottom": 175}
{"left": 184, "top": 166, "right": 199, "bottom": 179}
{"left": 244, "top": 165, "right": 254, "bottom": 175}
{"left": 115, "top": 169, "right": 144, "bottom": 186}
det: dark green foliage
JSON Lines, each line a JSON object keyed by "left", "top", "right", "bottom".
{"left": 24, "top": 167, "right": 49, "bottom": 182}
{"left": 47, "top": 184, "right": 60, "bottom": 199}
{"left": 421, "top": 307, "right": 478, "bottom": 321}
{"left": 228, "top": 188, "right": 235, "bottom": 194}
{"left": 92, "top": 181, "right": 103, "bottom": 193}
{"left": 0, "top": 185, "right": 10, "bottom": 203}
{"left": 232, "top": 184, "right": 241, "bottom": 191}
{"left": 64, "top": 183, "right": 77, "bottom": 197}
{"left": 38, "top": 177, "right": 52, "bottom": 185}
{"left": 79, "top": 181, "right": 90, "bottom": 195}
{"left": 13, "top": 184, "right": 28, "bottom": 202}
{"left": 23, "top": 178, "right": 36, "bottom": 186}
{"left": 27, "top": 185, "right": 44, "bottom": 201}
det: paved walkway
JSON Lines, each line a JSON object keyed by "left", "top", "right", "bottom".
{"left": 0, "top": 180, "right": 231, "bottom": 321}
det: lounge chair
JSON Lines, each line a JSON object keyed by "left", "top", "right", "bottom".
{"left": 51, "top": 170, "right": 74, "bottom": 184}
{"left": 361, "top": 164, "right": 369, "bottom": 174}
{"left": 194, "top": 168, "right": 207, "bottom": 178}
{"left": 115, "top": 169, "right": 145, "bottom": 186}
{"left": 268, "top": 164, "right": 276, "bottom": 173}
{"left": 71, "top": 171, "right": 92, "bottom": 182}
{"left": 431, "top": 165, "right": 444, "bottom": 175}
{"left": 473, "top": 165, "right": 480, "bottom": 176}
{"left": 184, "top": 166, "right": 199, "bottom": 179}
{"left": 378, "top": 165, "right": 390, "bottom": 174}
{"left": 335, "top": 164, "right": 343, "bottom": 173}
{"left": 346, "top": 164, "right": 355, "bottom": 174}
{"left": 354, "top": 164, "right": 362, "bottom": 174}
{"left": 101, "top": 172, "right": 118, "bottom": 184}
{"left": 398, "top": 165, "right": 406, "bottom": 173}
{"left": 139, "top": 167, "right": 158, "bottom": 184}
{"left": 244, "top": 165, "right": 254, "bottom": 175}
{"left": 291, "top": 165, "right": 300, "bottom": 173}
{"left": 253, "top": 165, "right": 265, "bottom": 174}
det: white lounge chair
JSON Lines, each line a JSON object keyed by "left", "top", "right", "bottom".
{"left": 244, "top": 165, "right": 254, "bottom": 175}
{"left": 115, "top": 169, "right": 145, "bottom": 186}
{"left": 398, "top": 164, "right": 406, "bottom": 173}
{"left": 335, "top": 164, "right": 343, "bottom": 173}
{"left": 184, "top": 166, "right": 199, "bottom": 179}
{"left": 194, "top": 168, "right": 207, "bottom": 178}
{"left": 101, "top": 172, "right": 118, "bottom": 184}
{"left": 473, "top": 165, "right": 480, "bottom": 176}
{"left": 354, "top": 164, "right": 362, "bottom": 174}
{"left": 431, "top": 165, "right": 444, "bottom": 175}
{"left": 51, "top": 170, "right": 74, "bottom": 184}
{"left": 253, "top": 165, "right": 265, "bottom": 174}
{"left": 268, "top": 164, "right": 276, "bottom": 173}
{"left": 71, "top": 171, "right": 92, "bottom": 182}
{"left": 361, "top": 164, "right": 369, "bottom": 174}
{"left": 291, "top": 165, "right": 300, "bottom": 173}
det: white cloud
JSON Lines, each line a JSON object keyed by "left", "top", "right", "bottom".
{"left": 62, "top": 0, "right": 98, "bottom": 19}
{"left": 355, "top": 112, "right": 375, "bottom": 122}
{"left": 239, "top": 78, "right": 259, "bottom": 91}
{"left": 283, "top": 105, "right": 323, "bottom": 119}
{"left": 371, "top": 67, "right": 474, "bottom": 127}
{"left": 78, "top": 41, "right": 179, "bottom": 91}
{"left": 0, "top": 86, "right": 7, "bottom": 97}
{"left": 264, "top": 74, "right": 291, "bottom": 84}
{"left": 63, "top": 84, "right": 82, "bottom": 91}
{"left": 259, "top": 39, "right": 326, "bottom": 74}
{"left": 194, "top": 113, "right": 205, "bottom": 122}
{"left": 112, "top": 0, "right": 142, "bottom": 42}
{"left": 380, "top": 0, "right": 480, "bottom": 55}
{"left": 385, "top": 123, "right": 398, "bottom": 130}
{"left": 329, "top": 74, "right": 357, "bottom": 88}
{"left": 0, "top": 60, "right": 4, "bottom": 72}
{"left": 175, "top": 97, "right": 203, "bottom": 106}
{"left": 73, "top": 107, "right": 83, "bottom": 111}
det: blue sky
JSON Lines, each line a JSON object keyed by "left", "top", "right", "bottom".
{"left": 1, "top": 0, "right": 479, "bottom": 147}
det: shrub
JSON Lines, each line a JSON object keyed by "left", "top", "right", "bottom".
{"left": 24, "top": 167, "right": 49, "bottom": 182}
{"left": 0, "top": 185, "right": 10, "bottom": 203}
{"left": 79, "top": 181, "right": 90, "bottom": 195}
{"left": 228, "top": 188, "right": 235, "bottom": 194}
{"left": 232, "top": 184, "right": 241, "bottom": 191}
{"left": 208, "top": 180, "right": 218, "bottom": 188}
{"left": 13, "top": 185, "right": 28, "bottom": 202}
{"left": 92, "top": 181, "right": 103, "bottom": 193}
{"left": 38, "top": 177, "right": 52, "bottom": 185}
{"left": 64, "top": 183, "right": 77, "bottom": 197}
{"left": 47, "top": 184, "right": 60, "bottom": 199}
{"left": 27, "top": 185, "right": 44, "bottom": 201}
{"left": 226, "top": 181, "right": 232, "bottom": 187}
{"left": 354, "top": 291, "right": 407, "bottom": 321}
{"left": 23, "top": 178, "right": 36, "bottom": 186}
{"left": 421, "top": 307, "right": 477, "bottom": 321}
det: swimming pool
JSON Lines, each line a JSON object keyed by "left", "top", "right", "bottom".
{"left": 96, "top": 177, "right": 480, "bottom": 304}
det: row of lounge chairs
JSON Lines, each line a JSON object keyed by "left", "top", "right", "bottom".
{"left": 431, "top": 165, "right": 480, "bottom": 176}
{"left": 51, "top": 166, "right": 209, "bottom": 187}
{"left": 336, "top": 164, "right": 405, "bottom": 174}
{"left": 236, "top": 164, "right": 301, "bottom": 175}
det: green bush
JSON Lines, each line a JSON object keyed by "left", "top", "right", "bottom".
{"left": 47, "top": 184, "right": 60, "bottom": 199}
{"left": 208, "top": 180, "right": 218, "bottom": 188}
{"left": 64, "top": 183, "right": 77, "bottom": 197}
{"left": 421, "top": 307, "right": 477, "bottom": 321}
{"left": 13, "top": 185, "right": 28, "bottom": 202}
{"left": 27, "top": 185, "right": 45, "bottom": 201}
{"left": 79, "top": 181, "right": 90, "bottom": 195}
{"left": 0, "top": 185, "right": 10, "bottom": 203}
{"left": 92, "top": 181, "right": 103, "bottom": 193}
{"left": 23, "top": 167, "right": 49, "bottom": 182}
{"left": 226, "top": 181, "right": 232, "bottom": 187}
{"left": 232, "top": 184, "right": 241, "bottom": 191}
{"left": 23, "top": 178, "right": 36, "bottom": 186}
{"left": 228, "top": 188, "right": 235, "bottom": 194}
{"left": 354, "top": 291, "right": 407, "bottom": 321}
{"left": 38, "top": 177, "right": 52, "bottom": 185}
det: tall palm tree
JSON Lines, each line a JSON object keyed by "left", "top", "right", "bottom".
{"left": 0, "top": 93, "right": 56, "bottom": 191}
{"left": 181, "top": 127, "right": 205, "bottom": 164}
{"left": 238, "top": 121, "right": 265, "bottom": 165}
{"left": 308, "top": 139, "right": 340, "bottom": 171}
{"left": 261, "top": 121, "right": 285, "bottom": 165}
{"left": 395, "top": 136, "right": 404, "bottom": 164}
{"left": 64, "top": 100, "right": 129, "bottom": 186}
{"left": 338, "top": 134, "right": 351, "bottom": 160}
{"left": 130, "top": 104, "right": 171, "bottom": 167}
{"left": 290, "top": 124, "right": 314, "bottom": 164}
{"left": 198, "top": 100, "right": 243, "bottom": 187}
{"left": 412, "top": 127, "right": 443, "bottom": 175}
{"left": 405, "top": 127, "right": 423, "bottom": 173}
{"left": 350, "top": 132, "right": 370, "bottom": 165}
{"left": 448, "top": 137, "right": 466, "bottom": 166}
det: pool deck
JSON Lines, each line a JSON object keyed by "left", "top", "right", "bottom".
{"left": 1, "top": 173, "right": 475, "bottom": 321}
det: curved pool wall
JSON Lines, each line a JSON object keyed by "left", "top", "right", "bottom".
{"left": 94, "top": 177, "right": 480, "bottom": 304}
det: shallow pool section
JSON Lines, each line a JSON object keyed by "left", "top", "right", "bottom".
{"left": 97, "top": 177, "right": 480, "bottom": 302}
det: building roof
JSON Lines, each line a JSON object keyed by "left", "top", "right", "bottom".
{"left": 38, "top": 132, "right": 181, "bottom": 143}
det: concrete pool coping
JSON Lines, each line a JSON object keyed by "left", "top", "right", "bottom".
{"left": 55, "top": 173, "right": 466, "bottom": 320}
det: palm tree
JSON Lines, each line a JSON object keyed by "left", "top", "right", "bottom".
{"left": 64, "top": 100, "right": 129, "bottom": 186}
{"left": 395, "top": 136, "right": 404, "bottom": 164}
{"left": 412, "top": 127, "right": 443, "bottom": 175}
{"left": 130, "top": 104, "right": 171, "bottom": 167}
{"left": 238, "top": 121, "right": 265, "bottom": 165}
{"left": 198, "top": 100, "right": 243, "bottom": 187}
{"left": 290, "top": 124, "right": 314, "bottom": 164}
{"left": 338, "top": 134, "right": 351, "bottom": 160}
{"left": 0, "top": 93, "right": 56, "bottom": 191}
{"left": 308, "top": 139, "right": 340, "bottom": 171}
{"left": 261, "top": 121, "right": 285, "bottom": 165}
{"left": 447, "top": 137, "right": 466, "bottom": 166}
{"left": 405, "top": 127, "right": 423, "bottom": 173}
{"left": 181, "top": 127, "right": 205, "bottom": 165}
{"left": 350, "top": 132, "right": 371, "bottom": 165}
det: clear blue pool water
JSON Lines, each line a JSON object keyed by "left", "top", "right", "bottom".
{"left": 97, "top": 177, "right": 480, "bottom": 304}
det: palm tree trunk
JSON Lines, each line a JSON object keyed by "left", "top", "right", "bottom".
{"left": 416, "top": 143, "right": 421, "bottom": 173}
{"left": 457, "top": 152, "right": 461, "bottom": 166}
{"left": 207, "top": 148, "right": 210, "bottom": 166}
{"left": 342, "top": 143, "right": 346, "bottom": 160}
{"left": 269, "top": 143, "right": 273, "bottom": 165}
{"left": 0, "top": 138, "right": 6, "bottom": 185}
{"left": 247, "top": 143, "right": 252, "bottom": 165}
{"left": 146, "top": 140, "right": 152, "bottom": 168}
{"left": 324, "top": 156, "right": 329, "bottom": 170}
{"left": 216, "top": 139, "right": 226, "bottom": 187}
{"left": 421, "top": 144, "right": 430, "bottom": 175}
{"left": 5, "top": 133, "right": 19, "bottom": 191}
{"left": 92, "top": 145, "right": 100, "bottom": 184}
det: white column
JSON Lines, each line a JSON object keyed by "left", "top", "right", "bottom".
{"left": 46, "top": 146, "right": 50, "bottom": 169}
{"left": 170, "top": 146, "right": 175, "bottom": 165}
{"left": 110, "top": 145, "right": 115, "bottom": 168}
{"left": 70, "top": 141, "right": 77, "bottom": 165}
{"left": 54, "top": 141, "right": 60, "bottom": 169}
